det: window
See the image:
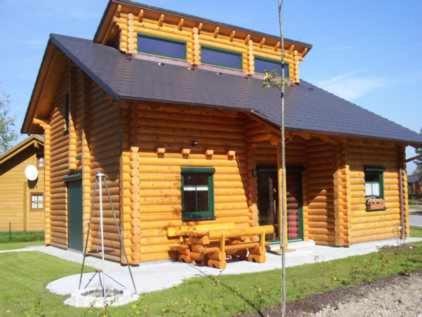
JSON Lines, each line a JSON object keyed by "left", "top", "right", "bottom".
{"left": 138, "top": 34, "right": 186, "bottom": 60}
{"left": 254, "top": 57, "right": 289, "bottom": 77}
{"left": 365, "top": 167, "right": 384, "bottom": 198}
{"left": 181, "top": 167, "right": 215, "bottom": 221}
{"left": 201, "top": 47, "right": 242, "bottom": 70}
{"left": 31, "top": 193, "right": 44, "bottom": 210}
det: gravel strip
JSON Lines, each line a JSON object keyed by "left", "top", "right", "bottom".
{"left": 242, "top": 272, "right": 422, "bottom": 317}
{"left": 305, "top": 273, "right": 422, "bottom": 317}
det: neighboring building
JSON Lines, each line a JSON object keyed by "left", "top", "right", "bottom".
{"left": 21, "top": 0, "right": 422, "bottom": 264}
{"left": 0, "top": 136, "right": 44, "bottom": 232}
{"left": 408, "top": 174, "right": 422, "bottom": 198}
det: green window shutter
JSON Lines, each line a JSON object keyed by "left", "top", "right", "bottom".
{"left": 181, "top": 167, "right": 215, "bottom": 221}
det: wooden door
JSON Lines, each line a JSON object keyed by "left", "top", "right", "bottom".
{"left": 67, "top": 179, "right": 83, "bottom": 251}
{"left": 257, "top": 167, "right": 303, "bottom": 241}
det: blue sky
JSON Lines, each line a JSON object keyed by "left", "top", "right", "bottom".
{"left": 0, "top": 0, "right": 421, "bottom": 170}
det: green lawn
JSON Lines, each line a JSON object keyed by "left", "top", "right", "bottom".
{"left": 0, "top": 231, "right": 44, "bottom": 243}
{"left": 411, "top": 226, "right": 422, "bottom": 238}
{"left": 1, "top": 243, "right": 422, "bottom": 317}
{"left": 0, "top": 231, "right": 44, "bottom": 251}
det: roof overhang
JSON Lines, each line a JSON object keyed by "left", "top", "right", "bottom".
{"left": 0, "top": 136, "right": 44, "bottom": 165}
{"left": 21, "top": 40, "right": 67, "bottom": 134}
{"left": 94, "top": 0, "right": 312, "bottom": 56}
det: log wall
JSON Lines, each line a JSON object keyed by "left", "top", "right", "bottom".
{"left": 49, "top": 82, "right": 70, "bottom": 248}
{"left": 305, "top": 140, "right": 337, "bottom": 245}
{"left": 85, "top": 82, "right": 122, "bottom": 260}
{"left": 128, "top": 104, "right": 251, "bottom": 262}
{"left": 46, "top": 66, "right": 123, "bottom": 258}
{"left": 346, "top": 142, "right": 407, "bottom": 243}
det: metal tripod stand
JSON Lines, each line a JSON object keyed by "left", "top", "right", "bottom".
{"left": 78, "top": 172, "right": 137, "bottom": 298}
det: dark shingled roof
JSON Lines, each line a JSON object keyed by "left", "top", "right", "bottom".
{"left": 49, "top": 34, "right": 422, "bottom": 145}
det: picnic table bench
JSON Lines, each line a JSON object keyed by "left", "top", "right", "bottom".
{"left": 168, "top": 223, "right": 274, "bottom": 269}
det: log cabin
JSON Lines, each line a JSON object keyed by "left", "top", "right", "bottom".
{"left": 0, "top": 136, "right": 44, "bottom": 232}
{"left": 21, "top": 0, "right": 422, "bottom": 264}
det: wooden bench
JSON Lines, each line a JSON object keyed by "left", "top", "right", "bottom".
{"left": 167, "top": 223, "right": 274, "bottom": 269}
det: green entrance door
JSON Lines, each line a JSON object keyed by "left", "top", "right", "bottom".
{"left": 67, "top": 179, "right": 83, "bottom": 251}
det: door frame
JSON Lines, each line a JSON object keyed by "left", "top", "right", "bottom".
{"left": 256, "top": 165, "right": 305, "bottom": 242}
{"left": 64, "top": 173, "right": 83, "bottom": 251}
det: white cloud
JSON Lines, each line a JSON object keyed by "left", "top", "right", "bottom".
{"left": 317, "top": 72, "right": 386, "bottom": 101}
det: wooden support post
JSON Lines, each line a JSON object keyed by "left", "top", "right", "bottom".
{"left": 398, "top": 145, "right": 408, "bottom": 239}
{"left": 128, "top": 13, "right": 136, "bottom": 54}
{"left": 120, "top": 104, "right": 133, "bottom": 264}
{"left": 276, "top": 146, "right": 287, "bottom": 249}
{"left": 192, "top": 27, "right": 200, "bottom": 66}
{"left": 131, "top": 146, "right": 141, "bottom": 263}
{"left": 247, "top": 39, "right": 254, "bottom": 75}
{"left": 333, "top": 144, "right": 344, "bottom": 246}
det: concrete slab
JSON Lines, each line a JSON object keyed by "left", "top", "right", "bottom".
{"left": 40, "top": 236, "right": 422, "bottom": 304}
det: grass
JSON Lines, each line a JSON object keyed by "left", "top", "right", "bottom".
{"left": 0, "top": 231, "right": 44, "bottom": 243}
{"left": 0, "top": 243, "right": 422, "bottom": 317}
{"left": 410, "top": 226, "right": 422, "bottom": 238}
{"left": 0, "top": 231, "right": 44, "bottom": 251}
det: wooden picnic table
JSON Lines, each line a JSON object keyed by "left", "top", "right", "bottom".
{"left": 168, "top": 223, "right": 274, "bottom": 269}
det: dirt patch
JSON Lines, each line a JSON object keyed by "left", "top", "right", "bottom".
{"left": 243, "top": 272, "right": 422, "bottom": 317}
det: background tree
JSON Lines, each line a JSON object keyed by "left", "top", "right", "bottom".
{"left": 0, "top": 93, "right": 17, "bottom": 153}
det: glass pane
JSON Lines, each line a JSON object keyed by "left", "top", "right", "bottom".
{"left": 365, "top": 183, "right": 373, "bottom": 196}
{"left": 197, "top": 190, "right": 209, "bottom": 211}
{"left": 184, "top": 174, "right": 208, "bottom": 186}
{"left": 371, "top": 183, "right": 380, "bottom": 197}
{"left": 138, "top": 35, "right": 186, "bottom": 59}
{"left": 365, "top": 171, "right": 379, "bottom": 183}
{"left": 255, "top": 58, "right": 289, "bottom": 77}
{"left": 183, "top": 191, "right": 196, "bottom": 212}
{"left": 201, "top": 47, "right": 242, "bottom": 69}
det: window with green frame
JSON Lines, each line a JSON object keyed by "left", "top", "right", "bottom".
{"left": 364, "top": 166, "right": 384, "bottom": 198}
{"left": 181, "top": 167, "right": 215, "bottom": 221}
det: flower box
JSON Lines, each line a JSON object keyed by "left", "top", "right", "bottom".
{"left": 366, "top": 197, "right": 386, "bottom": 211}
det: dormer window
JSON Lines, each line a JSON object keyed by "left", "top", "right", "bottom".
{"left": 201, "top": 46, "right": 242, "bottom": 70}
{"left": 254, "top": 57, "right": 289, "bottom": 78}
{"left": 138, "top": 34, "right": 186, "bottom": 60}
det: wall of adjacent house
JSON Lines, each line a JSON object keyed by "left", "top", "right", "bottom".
{"left": 346, "top": 142, "right": 407, "bottom": 244}
{"left": 126, "top": 103, "right": 251, "bottom": 262}
{"left": 0, "top": 148, "right": 44, "bottom": 232}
